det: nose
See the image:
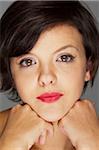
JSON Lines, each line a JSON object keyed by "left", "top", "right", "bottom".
{"left": 38, "top": 68, "right": 56, "bottom": 87}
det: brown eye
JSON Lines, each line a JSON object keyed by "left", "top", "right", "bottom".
{"left": 56, "top": 54, "right": 75, "bottom": 63}
{"left": 20, "top": 58, "right": 36, "bottom": 67}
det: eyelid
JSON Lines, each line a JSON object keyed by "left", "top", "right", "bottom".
{"left": 17, "top": 54, "right": 38, "bottom": 64}
{"left": 18, "top": 57, "right": 38, "bottom": 68}
{"left": 56, "top": 51, "right": 76, "bottom": 58}
{"left": 19, "top": 57, "right": 36, "bottom": 62}
{"left": 54, "top": 47, "right": 78, "bottom": 59}
{"left": 55, "top": 52, "right": 76, "bottom": 63}
{"left": 20, "top": 58, "right": 36, "bottom": 63}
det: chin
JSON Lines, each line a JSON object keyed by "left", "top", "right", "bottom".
{"left": 38, "top": 111, "right": 66, "bottom": 122}
{"left": 41, "top": 116, "right": 61, "bottom": 122}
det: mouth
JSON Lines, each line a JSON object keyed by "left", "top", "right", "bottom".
{"left": 36, "top": 92, "right": 64, "bottom": 103}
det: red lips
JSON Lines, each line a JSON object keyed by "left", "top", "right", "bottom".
{"left": 36, "top": 92, "right": 64, "bottom": 103}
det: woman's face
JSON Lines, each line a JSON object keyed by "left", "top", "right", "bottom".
{"left": 11, "top": 25, "right": 90, "bottom": 122}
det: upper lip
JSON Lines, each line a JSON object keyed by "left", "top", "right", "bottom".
{"left": 36, "top": 92, "right": 63, "bottom": 99}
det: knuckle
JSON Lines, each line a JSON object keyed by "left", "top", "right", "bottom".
{"left": 45, "top": 122, "right": 51, "bottom": 129}
{"left": 59, "top": 118, "right": 65, "bottom": 126}
{"left": 82, "top": 99, "right": 95, "bottom": 110}
{"left": 84, "top": 99, "right": 91, "bottom": 103}
{"left": 11, "top": 104, "right": 21, "bottom": 112}
{"left": 39, "top": 119, "right": 45, "bottom": 128}
{"left": 40, "top": 119, "right": 45, "bottom": 125}
{"left": 83, "top": 99, "right": 93, "bottom": 106}
{"left": 33, "top": 118, "right": 44, "bottom": 129}
{"left": 75, "top": 100, "right": 82, "bottom": 107}
{"left": 14, "top": 104, "right": 21, "bottom": 108}
{"left": 16, "top": 104, "right": 22, "bottom": 108}
{"left": 75, "top": 99, "right": 93, "bottom": 108}
{"left": 23, "top": 104, "right": 31, "bottom": 111}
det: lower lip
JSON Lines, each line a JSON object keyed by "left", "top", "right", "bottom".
{"left": 36, "top": 94, "right": 63, "bottom": 103}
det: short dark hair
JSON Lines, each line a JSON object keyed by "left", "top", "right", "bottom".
{"left": 0, "top": 1, "right": 99, "bottom": 101}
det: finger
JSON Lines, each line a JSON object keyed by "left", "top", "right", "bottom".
{"left": 39, "top": 130, "right": 46, "bottom": 145}
{"left": 58, "top": 119, "right": 69, "bottom": 136}
{"left": 58, "top": 120, "right": 65, "bottom": 133}
{"left": 11, "top": 104, "right": 22, "bottom": 113}
{"left": 45, "top": 123, "right": 54, "bottom": 137}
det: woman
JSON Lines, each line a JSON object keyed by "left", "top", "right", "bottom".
{"left": 0, "top": 1, "right": 99, "bottom": 150}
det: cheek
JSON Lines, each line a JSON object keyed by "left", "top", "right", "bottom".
{"left": 58, "top": 65, "right": 86, "bottom": 98}
{"left": 12, "top": 70, "right": 37, "bottom": 100}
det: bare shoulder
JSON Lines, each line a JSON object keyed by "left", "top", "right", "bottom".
{"left": 0, "top": 109, "right": 11, "bottom": 136}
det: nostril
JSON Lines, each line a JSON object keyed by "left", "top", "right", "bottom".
{"left": 41, "top": 81, "right": 45, "bottom": 87}
{"left": 38, "top": 72, "right": 56, "bottom": 87}
{"left": 50, "top": 81, "right": 53, "bottom": 84}
{"left": 40, "top": 80, "right": 53, "bottom": 87}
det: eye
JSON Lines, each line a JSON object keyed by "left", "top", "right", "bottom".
{"left": 19, "top": 58, "right": 36, "bottom": 67}
{"left": 56, "top": 54, "right": 75, "bottom": 63}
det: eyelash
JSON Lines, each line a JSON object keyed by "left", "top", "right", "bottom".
{"left": 19, "top": 58, "right": 36, "bottom": 67}
{"left": 56, "top": 54, "right": 75, "bottom": 63}
{"left": 19, "top": 54, "right": 75, "bottom": 68}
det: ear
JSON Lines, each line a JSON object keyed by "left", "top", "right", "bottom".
{"left": 84, "top": 70, "right": 91, "bottom": 82}
{"left": 84, "top": 60, "right": 92, "bottom": 82}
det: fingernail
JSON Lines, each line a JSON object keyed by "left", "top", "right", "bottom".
{"left": 48, "top": 129, "right": 54, "bottom": 137}
{"left": 39, "top": 136, "right": 45, "bottom": 145}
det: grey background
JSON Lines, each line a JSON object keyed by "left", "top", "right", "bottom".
{"left": 0, "top": 1, "right": 99, "bottom": 114}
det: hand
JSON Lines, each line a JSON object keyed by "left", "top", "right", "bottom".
{"left": 58, "top": 99, "right": 99, "bottom": 150}
{"left": 0, "top": 104, "right": 53, "bottom": 150}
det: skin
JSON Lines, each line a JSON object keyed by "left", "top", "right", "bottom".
{"left": 10, "top": 24, "right": 90, "bottom": 122}
{"left": 59, "top": 100, "right": 99, "bottom": 150}
{"left": 0, "top": 24, "right": 99, "bottom": 150}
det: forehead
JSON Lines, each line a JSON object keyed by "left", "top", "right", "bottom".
{"left": 30, "top": 24, "right": 85, "bottom": 55}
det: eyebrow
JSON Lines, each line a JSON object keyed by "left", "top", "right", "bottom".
{"left": 18, "top": 44, "right": 79, "bottom": 58}
{"left": 54, "top": 44, "right": 79, "bottom": 54}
